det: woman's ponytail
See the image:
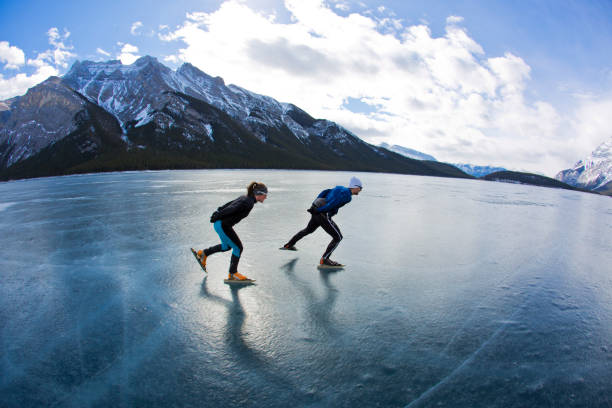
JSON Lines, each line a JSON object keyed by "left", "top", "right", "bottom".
{"left": 247, "top": 182, "right": 257, "bottom": 197}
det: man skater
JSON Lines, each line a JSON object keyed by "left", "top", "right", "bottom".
{"left": 281, "top": 176, "right": 363, "bottom": 267}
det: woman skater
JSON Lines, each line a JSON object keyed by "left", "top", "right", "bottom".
{"left": 281, "top": 176, "right": 362, "bottom": 267}
{"left": 195, "top": 181, "right": 268, "bottom": 281}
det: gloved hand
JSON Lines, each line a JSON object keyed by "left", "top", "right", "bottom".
{"left": 210, "top": 211, "right": 221, "bottom": 223}
{"left": 307, "top": 205, "right": 316, "bottom": 214}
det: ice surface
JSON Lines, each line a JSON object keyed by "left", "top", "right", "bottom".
{"left": 1, "top": 170, "right": 611, "bottom": 407}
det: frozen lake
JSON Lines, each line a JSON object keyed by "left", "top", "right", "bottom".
{"left": 1, "top": 169, "right": 611, "bottom": 407}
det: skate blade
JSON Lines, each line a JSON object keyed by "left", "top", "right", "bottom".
{"left": 317, "top": 264, "right": 345, "bottom": 270}
{"left": 224, "top": 279, "right": 256, "bottom": 284}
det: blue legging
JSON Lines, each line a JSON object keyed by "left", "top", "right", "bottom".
{"left": 213, "top": 220, "right": 243, "bottom": 257}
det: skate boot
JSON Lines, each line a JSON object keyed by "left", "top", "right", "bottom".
{"left": 228, "top": 272, "right": 250, "bottom": 281}
{"left": 196, "top": 250, "right": 207, "bottom": 271}
{"left": 319, "top": 258, "right": 345, "bottom": 269}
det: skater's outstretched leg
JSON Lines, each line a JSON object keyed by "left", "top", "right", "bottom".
{"left": 284, "top": 214, "right": 320, "bottom": 249}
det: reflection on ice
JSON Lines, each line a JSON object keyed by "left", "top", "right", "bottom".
{"left": 0, "top": 169, "right": 611, "bottom": 407}
{"left": 281, "top": 258, "right": 340, "bottom": 338}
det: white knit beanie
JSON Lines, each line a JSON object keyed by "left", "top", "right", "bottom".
{"left": 348, "top": 176, "right": 362, "bottom": 189}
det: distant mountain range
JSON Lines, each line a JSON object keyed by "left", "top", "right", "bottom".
{"left": 555, "top": 136, "right": 612, "bottom": 193}
{"left": 379, "top": 143, "right": 506, "bottom": 177}
{"left": 383, "top": 142, "right": 606, "bottom": 195}
{"left": 451, "top": 164, "right": 508, "bottom": 178}
{"left": 482, "top": 171, "right": 593, "bottom": 193}
{"left": 0, "top": 56, "right": 468, "bottom": 181}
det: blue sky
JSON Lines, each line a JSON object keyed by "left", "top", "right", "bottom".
{"left": 2, "top": 0, "right": 612, "bottom": 175}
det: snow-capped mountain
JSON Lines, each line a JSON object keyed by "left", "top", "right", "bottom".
{"left": 1, "top": 56, "right": 470, "bottom": 180}
{"left": 451, "top": 164, "right": 507, "bottom": 178}
{"left": 379, "top": 143, "right": 436, "bottom": 161}
{"left": 61, "top": 56, "right": 350, "bottom": 146}
{"left": 555, "top": 136, "right": 612, "bottom": 191}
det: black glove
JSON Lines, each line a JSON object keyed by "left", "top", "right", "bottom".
{"left": 210, "top": 211, "right": 221, "bottom": 223}
{"left": 307, "top": 205, "right": 316, "bottom": 214}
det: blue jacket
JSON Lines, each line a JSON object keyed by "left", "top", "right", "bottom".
{"left": 314, "top": 186, "right": 352, "bottom": 216}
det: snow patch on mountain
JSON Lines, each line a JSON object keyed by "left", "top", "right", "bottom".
{"left": 134, "top": 104, "right": 153, "bottom": 127}
{"left": 203, "top": 124, "right": 213, "bottom": 142}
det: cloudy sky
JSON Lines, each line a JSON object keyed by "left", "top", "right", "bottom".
{"left": 2, "top": 0, "right": 612, "bottom": 176}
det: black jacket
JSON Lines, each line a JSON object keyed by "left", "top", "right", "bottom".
{"left": 210, "top": 195, "right": 256, "bottom": 227}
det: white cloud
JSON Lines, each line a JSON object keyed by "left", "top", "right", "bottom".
{"left": 117, "top": 43, "right": 140, "bottom": 65}
{"left": 0, "top": 28, "right": 76, "bottom": 100}
{"left": 97, "top": 48, "right": 111, "bottom": 57}
{"left": 131, "top": 21, "right": 144, "bottom": 35}
{"left": 563, "top": 97, "right": 612, "bottom": 165}
{"left": 120, "top": 43, "right": 139, "bottom": 54}
{"left": 0, "top": 41, "right": 25, "bottom": 69}
{"left": 164, "top": 54, "right": 180, "bottom": 64}
{"left": 41, "top": 27, "right": 76, "bottom": 68}
{"left": 335, "top": 3, "right": 350, "bottom": 12}
{"left": 0, "top": 65, "right": 58, "bottom": 100}
{"left": 446, "top": 15, "right": 464, "bottom": 24}
{"left": 488, "top": 52, "right": 531, "bottom": 95}
{"left": 159, "top": 0, "right": 576, "bottom": 173}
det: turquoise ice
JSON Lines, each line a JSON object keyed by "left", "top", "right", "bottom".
{"left": 1, "top": 170, "right": 611, "bottom": 407}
